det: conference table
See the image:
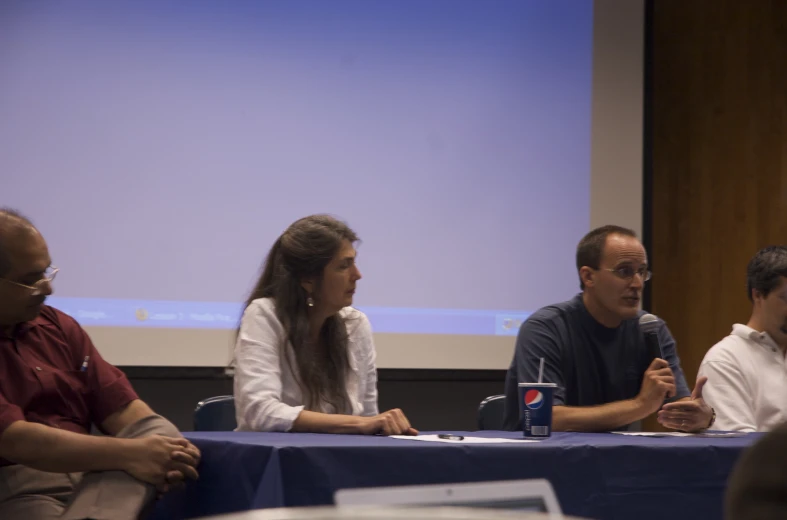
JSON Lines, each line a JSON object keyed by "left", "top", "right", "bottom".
{"left": 151, "top": 430, "right": 759, "bottom": 520}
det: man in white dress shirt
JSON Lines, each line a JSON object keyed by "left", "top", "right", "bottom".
{"left": 698, "top": 246, "right": 787, "bottom": 432}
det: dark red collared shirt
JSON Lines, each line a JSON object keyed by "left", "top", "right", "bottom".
{"left": 0, "top": 305, "right": 138, "bottom": 466}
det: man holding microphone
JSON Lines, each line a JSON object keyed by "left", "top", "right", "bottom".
{"left": 503, "top": 225, "right": 714, "bottom": 432}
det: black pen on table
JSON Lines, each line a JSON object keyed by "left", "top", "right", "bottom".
{"left": 437, "top": 434, "right": 464, "bottom": 441}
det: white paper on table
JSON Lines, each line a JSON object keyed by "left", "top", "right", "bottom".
{"left": 611, "top": 431, "right": 747, "bottom": 438}
{"left": 389, "top": 434, "right": 541, "bottom": 444}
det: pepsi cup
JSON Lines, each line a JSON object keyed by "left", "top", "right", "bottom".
{"left": 518, "top": 382, "right": 557, "bottom": 438}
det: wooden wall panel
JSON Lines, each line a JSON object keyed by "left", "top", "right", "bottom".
{"left": 650, "top": 0, "right": 787, "bottom": 397}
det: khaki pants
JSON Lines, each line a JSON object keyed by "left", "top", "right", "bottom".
{"left": 0, "top": 415, "right": 180, "bottom": 520}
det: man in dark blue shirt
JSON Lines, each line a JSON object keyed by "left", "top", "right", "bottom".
{"left": 503, "top": 225, "right": 714, "bottom": 432}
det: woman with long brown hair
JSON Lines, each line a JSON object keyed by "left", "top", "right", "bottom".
{"left": 233, "top": 215, "right": 417, "bottom": 435}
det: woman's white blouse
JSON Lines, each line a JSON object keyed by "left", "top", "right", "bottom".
{"left": 233, "top": 297, "right": 379, "bottom": 432}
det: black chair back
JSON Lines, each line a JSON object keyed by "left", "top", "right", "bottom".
{"left": 194, "top": 395, "right": 237, "bottom": 431}
{"left": 477, "top": 394, "right": 506, "bottom": 430}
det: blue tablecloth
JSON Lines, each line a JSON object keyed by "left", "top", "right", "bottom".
{"left": 151, "top": 430, "right": 759, "bottom": 520}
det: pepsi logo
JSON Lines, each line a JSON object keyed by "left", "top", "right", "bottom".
{"left": 524, "top": 389, "right": 544, "bottom": 410}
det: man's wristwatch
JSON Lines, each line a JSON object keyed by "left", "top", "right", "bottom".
{"left": 706, "top": 407, "right": 716, "bottom": 430}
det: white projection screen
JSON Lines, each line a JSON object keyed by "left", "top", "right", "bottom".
{"left": 0, "top": 0, "right": 644, "bottom": 368}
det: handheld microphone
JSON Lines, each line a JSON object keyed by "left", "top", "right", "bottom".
{"left": 639, "top": 313, "right": 663, "bottom": 361}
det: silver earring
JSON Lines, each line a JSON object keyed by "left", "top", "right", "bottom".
{"left": 307, "top": 296, "right": 314, "bottom": 307}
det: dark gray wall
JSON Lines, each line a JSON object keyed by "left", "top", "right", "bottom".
{"left": 121, "top": 368, "right": 506, "bottom": 432}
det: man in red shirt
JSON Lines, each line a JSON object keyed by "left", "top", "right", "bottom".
{"left": 0, "top": 208, "right": 200, "bottom": 519}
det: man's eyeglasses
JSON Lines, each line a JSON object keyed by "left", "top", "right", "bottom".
{"left": 604, "top": 266, "right": 652, "bottom": 282}
{"left": 0, "top": 266, "right": 59, "bottom": 296}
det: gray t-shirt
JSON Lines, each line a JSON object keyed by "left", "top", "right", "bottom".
{"left": 503, "top": 293, "right": 690, "bottom": 431}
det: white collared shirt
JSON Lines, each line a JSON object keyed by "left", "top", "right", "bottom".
{"left": 233, "top": 298, "right": 379, "bottom": 432}
{"left": 698, "top": 324, "right": 787, "bottom": 432}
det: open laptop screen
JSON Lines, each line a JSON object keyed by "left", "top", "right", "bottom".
{"left": 443, "top": 499, "right": 547, "bottom": 512}
{"left": 335, "top": 479, "right": 560, "bottom": 515}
